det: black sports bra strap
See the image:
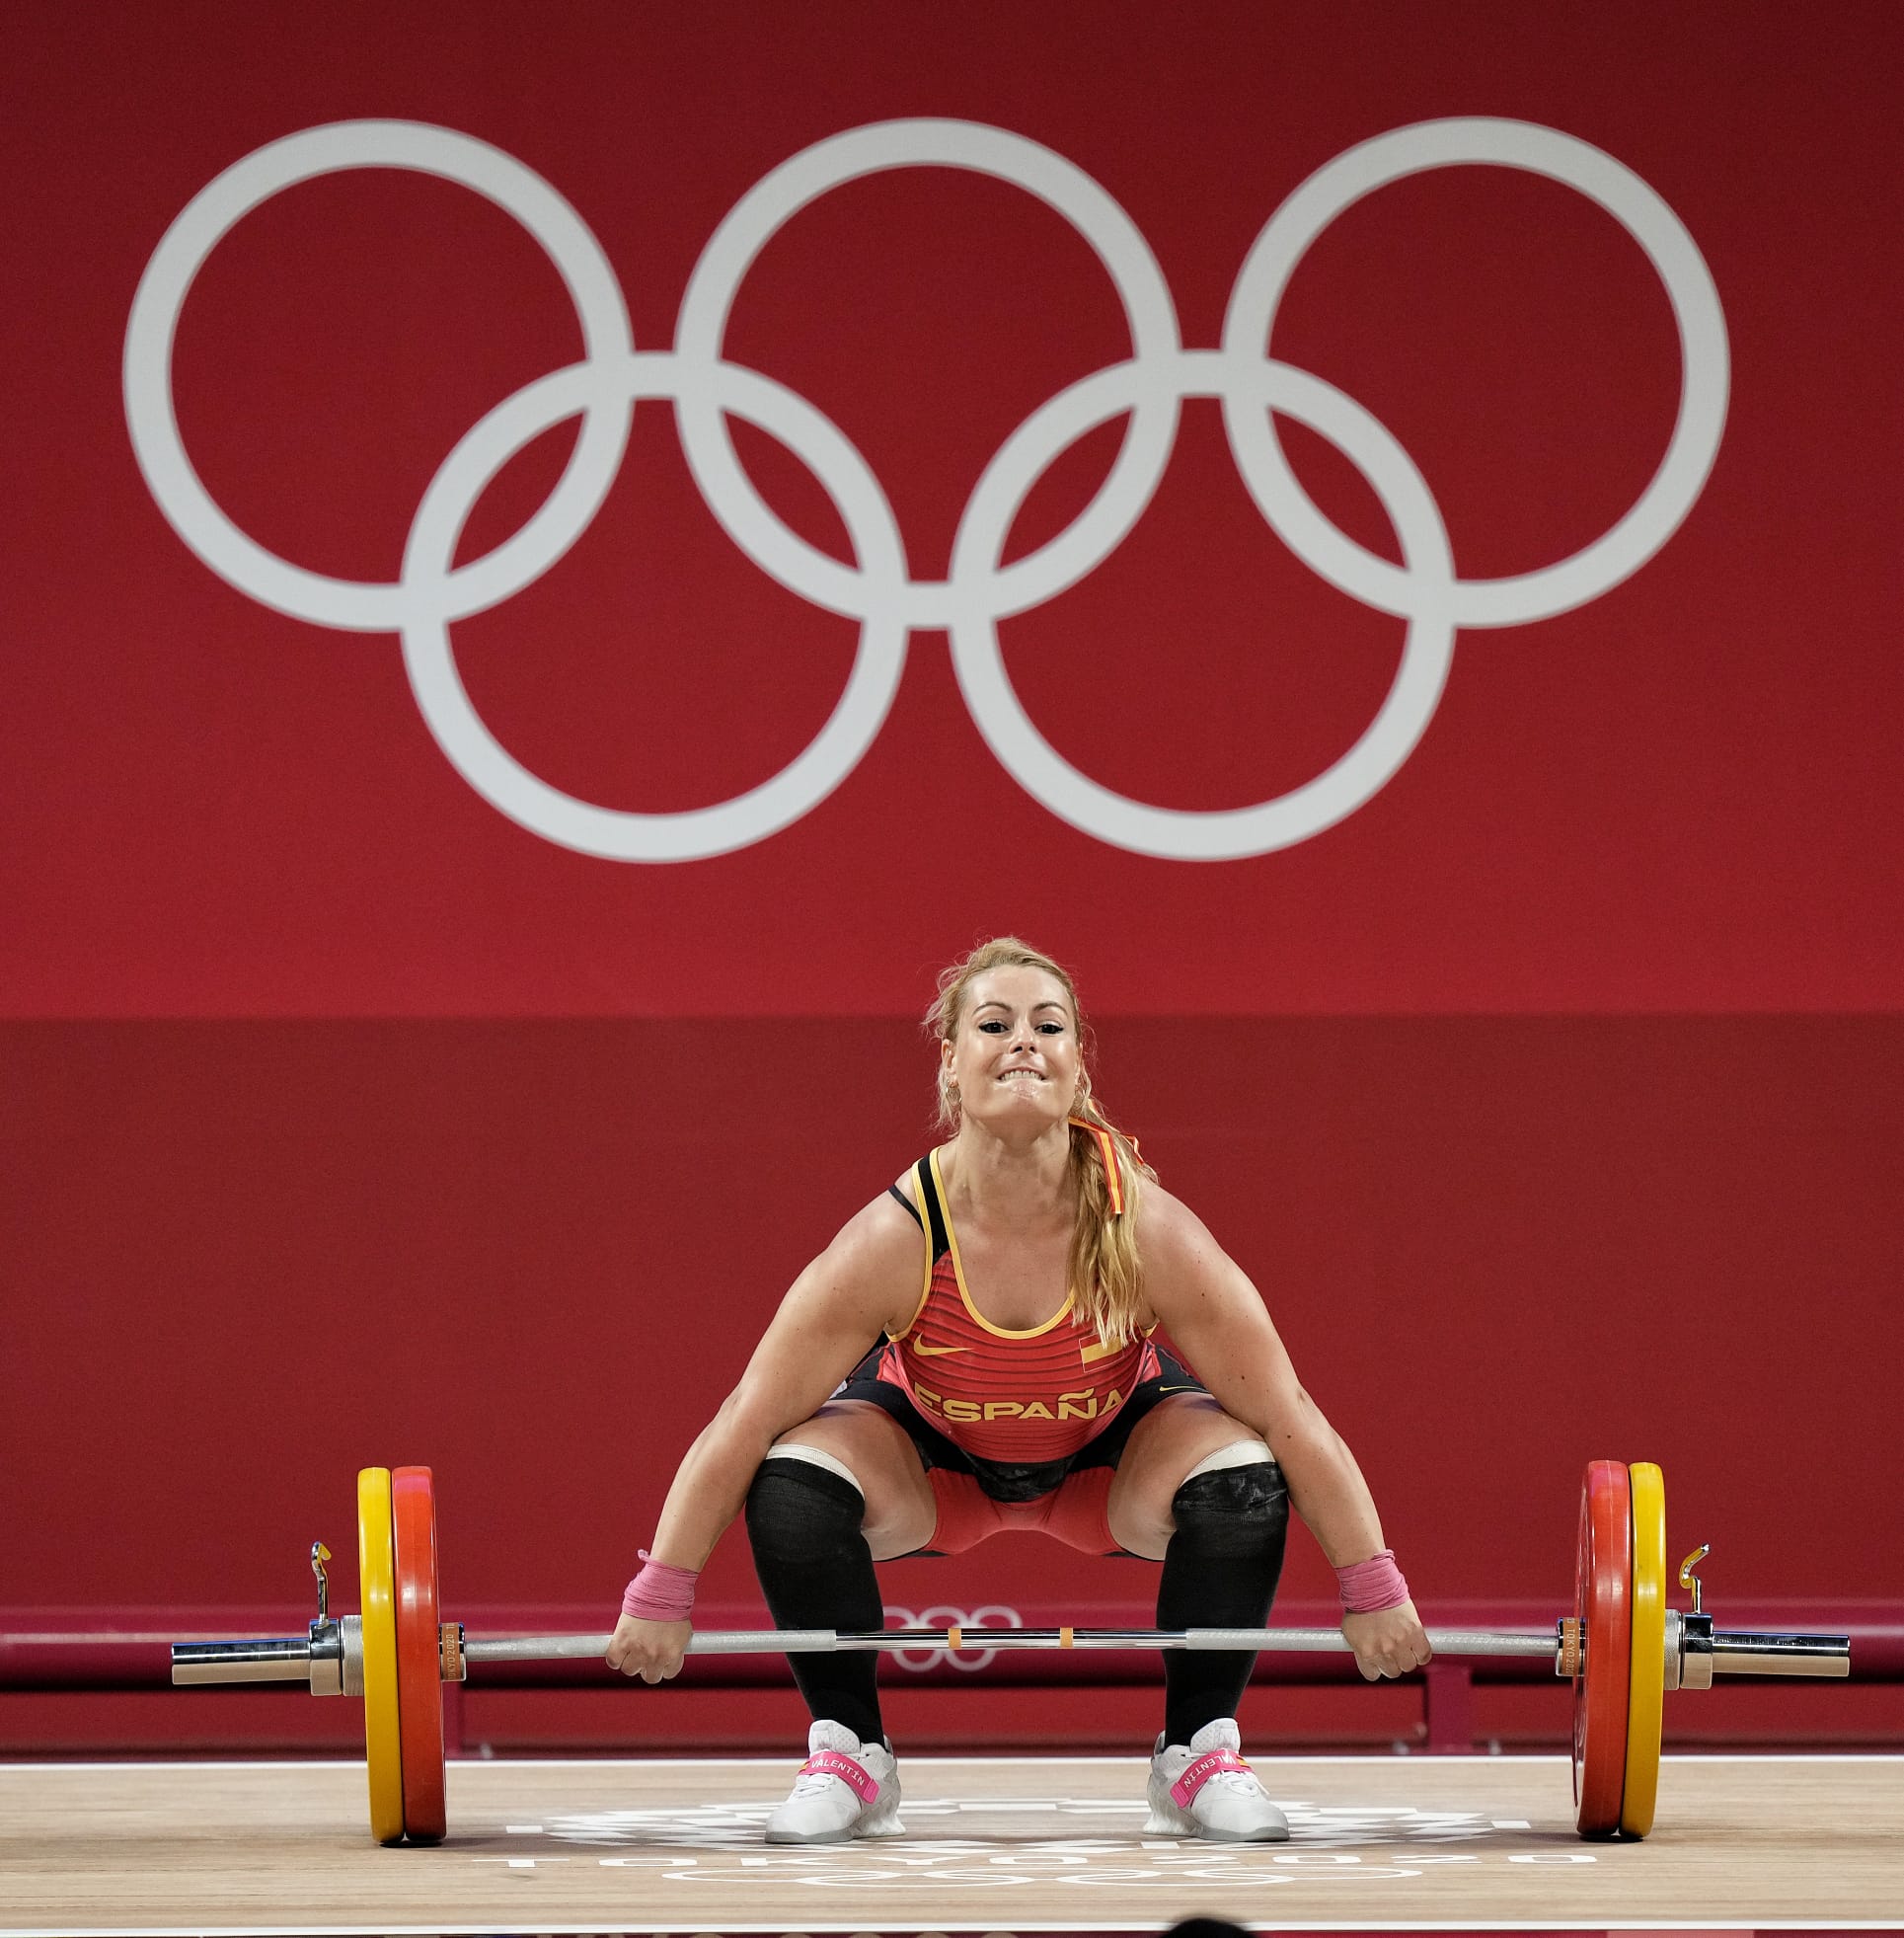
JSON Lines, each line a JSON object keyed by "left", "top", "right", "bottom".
{"left": 914, "top": 1155, "right": 952, "bottom": 1261}
{"left": 887, "top": 1182, "right": 922, "bottom": 1229}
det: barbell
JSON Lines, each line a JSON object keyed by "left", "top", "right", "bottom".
{"left": 170, "top": 1457, "right": 1849, "bottom": 1847}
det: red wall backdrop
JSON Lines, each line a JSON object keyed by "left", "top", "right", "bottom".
{"left": 3, "top": 0, "right": 1901, "bottom": 1744}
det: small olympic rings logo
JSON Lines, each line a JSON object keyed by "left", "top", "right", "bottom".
{"left": 125, "top": 116, "right": 1728, "bottom": 862}
{"left": 885, "top": 1602, "right": 1023, "bottom": 1672}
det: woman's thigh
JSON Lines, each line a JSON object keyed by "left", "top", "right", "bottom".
{"left": 770, "top": 1398, "right": 938, "bottom": 1560}
{"left": 1104, "top": 1392, "right": 1270, "bottom": 1559}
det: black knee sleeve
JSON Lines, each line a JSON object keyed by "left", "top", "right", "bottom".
{"left": 1156, "top": 1460, "right": 1289, "bottom": 1745}
{"left": 744, "top": 1460, "right": 886, "bottom": 1744}
{"left": 745, "top": 1460, "right": 869, "bottom": 1563}
{"left": 1166, "top": 1462, "right": 1290, "bottom": 1557}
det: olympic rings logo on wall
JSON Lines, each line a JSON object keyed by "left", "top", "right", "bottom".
{"left": 124, "top": 117, "right": 1728, "bottom": 862}
{"left": 883, "top": 1603, "right": 1023, "bottom": 1672}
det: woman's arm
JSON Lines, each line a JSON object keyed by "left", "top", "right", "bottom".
{"left": 1141, "top": 1188, "right": 1432, "bottom": 1679}
{"left": 607, "top": 1194, "right": 917, "bottom": 1679}
{"left": 647, "top": 1200, "right": 915, "bottom": 1565}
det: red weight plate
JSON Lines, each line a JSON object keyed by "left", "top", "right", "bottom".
{"left": 391, "top": 1465, "right": 446, "bottom": 1843}
{"left": 1572, "top": 1458, "right": 1633, "bottom": 1835}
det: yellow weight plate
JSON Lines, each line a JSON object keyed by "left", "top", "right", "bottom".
{"left": 357, "top": 1466, "right": 406, "bottom": 1845}
{"left": 1621, "top": 1459, "right": 1667, "bottom": 1836}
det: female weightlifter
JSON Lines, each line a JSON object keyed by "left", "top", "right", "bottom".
{"left": 608, "top": 936, "right": 1430, "bottom": 1842}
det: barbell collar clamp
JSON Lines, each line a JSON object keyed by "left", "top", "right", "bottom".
{"left": 1680, "top": 1609, "right": 1714, "bottom": 1689}
{"left": 307, "top": 1618, "right": 343, "bottom": 1698}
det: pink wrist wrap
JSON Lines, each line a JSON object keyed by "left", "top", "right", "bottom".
{"left": 1336, "top": 1549, "right": 1409, "bottom": 1614}
{"left": 621, "top": 1550, "right": 698, "bottom": 1622}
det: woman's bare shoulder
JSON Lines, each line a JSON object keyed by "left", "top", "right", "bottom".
{"left": 1135, "top": 1181, "right": 1252, "bottom": 1311}
{"left": 1134, "top": 1179, "right": 1214, "bottom": 1254}
{"left": 837, "top": 1182, "right": 926, "bottom": 1258}
{"left": 798, "top": 1183, "right": 925, "bottom": 1334}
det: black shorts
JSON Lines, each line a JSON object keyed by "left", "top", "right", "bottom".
{"left": 834, "top": 1345, "right": 1210, "bottom": 1506}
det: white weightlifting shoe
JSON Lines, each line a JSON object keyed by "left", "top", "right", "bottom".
{"left": 764, "top": 1719, "right": 904, "bottom": 1842}
{"left": 1145, "top": 1717, "right": 1288, "bottom": 1841}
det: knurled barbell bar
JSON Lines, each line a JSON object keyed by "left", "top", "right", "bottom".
{"left": 170, "top": 1458, "right": 1850, "bottom": 1847}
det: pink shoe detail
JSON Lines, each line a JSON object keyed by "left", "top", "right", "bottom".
{"left": 799, "top": 1748, "right": 879, "bottom": 1805}
{"left": 1170, "top": 1746, "right": 1252, "bottom": 1810}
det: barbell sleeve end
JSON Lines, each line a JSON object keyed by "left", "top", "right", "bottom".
{"left": 171, "top": 1637, "right": 313, "bottom": 1686}
{"left": 1709, "top": 1629, "right": 1851, "bottom": 1678}
{"left": 170, "top": 1616, "right": 360, "bottom": 1694}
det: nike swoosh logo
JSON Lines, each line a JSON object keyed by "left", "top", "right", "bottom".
{"left": 910, "top": 1341, "right": 967, "bottom": 1357}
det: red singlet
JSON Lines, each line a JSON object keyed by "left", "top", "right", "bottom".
{"left": 878, "top": 1147, "right": 1159, "bottom": 1464}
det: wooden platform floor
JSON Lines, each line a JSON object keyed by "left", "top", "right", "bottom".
{"left": 3, "top": 1753, "right": 1900, "bottom": 1934}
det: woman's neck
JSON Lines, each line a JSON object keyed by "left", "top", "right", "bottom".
{"left": 943, "top": 1119, "right": 1073, "bottom": 1229}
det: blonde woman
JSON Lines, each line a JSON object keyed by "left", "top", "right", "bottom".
{"left": 608, "top": 938, "right": 1429, "bottom": 1842}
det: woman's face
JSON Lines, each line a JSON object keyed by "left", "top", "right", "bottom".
{"left": 943, "top": 966, "right": 1081, "bottom": 1135}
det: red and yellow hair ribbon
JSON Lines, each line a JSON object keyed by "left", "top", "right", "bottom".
{"left": 1068, "top": 1115, "right": 1130, "bottom": 1216}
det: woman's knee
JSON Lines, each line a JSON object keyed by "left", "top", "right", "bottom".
{"left": 745, "top": 1451, "right": 866, "bottom": 1560}
{"left": 757, "top": 1407, "right": 933, "bottom": 1558}
{"left": 1109, "top": 1409, "right": 1278, "bottom": 1554}
{"left": 1170, "top": 1453, "right": 1289, "bottom": 1556}
{"left": 762, "top": 1435, "right": 866, "bottom": 1493}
